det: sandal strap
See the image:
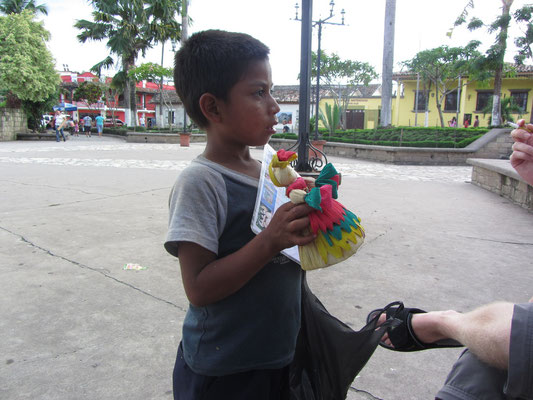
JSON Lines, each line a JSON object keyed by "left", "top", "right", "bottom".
{"left": 386, "top": 306, "right": 427, "bottom": 351}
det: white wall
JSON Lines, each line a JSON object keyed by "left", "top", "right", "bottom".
{"left": 154, "top": 104, "right": 187, "bottom": 128}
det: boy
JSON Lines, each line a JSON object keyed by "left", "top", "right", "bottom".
{"left": 164, "top": 30, "right": 315, "bottom": 399}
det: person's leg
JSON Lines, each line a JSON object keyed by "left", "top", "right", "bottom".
{"left": 436, "top": 301, "right": 533, "bottom": 400}
{"left": 60, "top": 128, "right": 66, "bottom": 141}
{"left": 55, "top": 127, "right": 60, "bottom": 142}
{"left": 505, "top": 302, "right": 533, "bottom": 399}
{"left": 172, "top": 342, "right": 289, "bottom": 400}
{"left": 435, "top": 349, "right": 508, "bottom": 400}
{"left": 409, "top": 302, "right": 513, "bottom": 370}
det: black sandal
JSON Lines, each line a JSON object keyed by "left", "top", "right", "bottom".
{"left": 366, "top": 302, "right": 463, "bottom": 352}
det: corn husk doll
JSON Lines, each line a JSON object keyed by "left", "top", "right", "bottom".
{"left": 268, "top": 149, "right": 365, "bottom": 270}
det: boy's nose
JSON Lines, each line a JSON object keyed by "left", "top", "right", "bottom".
{"left": 270, "top": 97, "right": 280, "bottom": 114}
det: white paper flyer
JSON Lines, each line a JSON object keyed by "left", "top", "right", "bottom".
{"left": 251, "top": 144, "right": 300, "bottom": 263}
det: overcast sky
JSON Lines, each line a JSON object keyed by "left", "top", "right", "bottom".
{"left": 40, "top": 0, "right": 532, "bottom": 85}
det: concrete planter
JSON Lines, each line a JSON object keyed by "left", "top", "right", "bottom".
{"left": 309, "top": 139, "right": 326, "bottom": 160}
{"left": 180, "top": 133, "right": 191, "bottom": 147}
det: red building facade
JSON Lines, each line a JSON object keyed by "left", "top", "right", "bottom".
{"left": 58, "top": 69, "right": 175, "bottom": 126}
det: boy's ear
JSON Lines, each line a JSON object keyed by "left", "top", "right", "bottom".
{"left": 199, "top": 93, "right": 222, "bottom": 124}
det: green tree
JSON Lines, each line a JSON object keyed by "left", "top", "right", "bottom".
{"left": 73, "top": 81, "right": 104, "bottom": 110}
{"left": 75, "top": 0, "right": 181, "bottom": 126}
{"left": 22, "top": 87, "right": 58, "bottom": 130}
{"left": 311, "top": 51, "right": 378, "bottom": 129}
{"left": 0, "top": 10, "right": 58, "bottom": 103}
{"left": 402, "top": 43, "right": 485, "bottom": 127}
{"left": 513, "top": 4, "right": 533, "bottom": 64}
{"left": 453, "top": 0, "right": 515, "bottom": 126}
{"left": 129, "top": 62, "right": 175, "bottom": 128}
{"left": 0, "top": 0, "right": 48, "bottom": 16}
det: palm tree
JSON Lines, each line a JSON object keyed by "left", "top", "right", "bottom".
{"left": 453, "top": 0, "right": 515, "bottom": 127}
{"left": 489, "top": 0, "right": 514, "bottom": 127}
{"left": 482, "top": 96, "right": 523, "bottom": 124}
{"left": 75, "top": 0, "right": 181, "bottom": 126}
{"left": 0, "top": 0, "right": 48, "bottom": 15}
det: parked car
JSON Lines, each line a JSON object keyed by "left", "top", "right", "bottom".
{"left": 41, "top": 114, "right": 54, "bottom": 128}
{"left": 104, "top": 118, "right": 125, "bottom": 127}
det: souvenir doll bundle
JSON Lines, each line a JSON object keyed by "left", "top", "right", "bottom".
{"left": 268, "top": 149, "right": 365, "bottom": 270}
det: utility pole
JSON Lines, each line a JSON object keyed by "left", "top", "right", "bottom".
{"left": 380, "top": 0, "right": 396, "bottom": 127}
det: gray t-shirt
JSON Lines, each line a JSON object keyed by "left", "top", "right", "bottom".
{"left": 165, "top": 156, "right": 302, "bottom": 376}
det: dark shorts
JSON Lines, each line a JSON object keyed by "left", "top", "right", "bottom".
{"left": 172, "top": 343, "right": 290, "bottom": 400}
{"left": 436, "top": 303, "right": 533, "bottom": 400}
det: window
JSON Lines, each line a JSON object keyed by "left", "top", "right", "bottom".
{"left": 168, "top": 110, "right": 175, "bottom": 124}
{"left": 476, "top": 91, "right": 493, "bottom": 112}
{"left": 444, "top": 90, "right": 459, "bottom": 112}
{"left": 413, "top": 90, "right": 428, "bottom": 111}
{"left": 510, "top": 90, "right": 529, "bottom": 112}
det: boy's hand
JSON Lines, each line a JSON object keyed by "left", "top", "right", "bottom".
{"left": 262, "top": 202, "right": 316, "bottom": 254}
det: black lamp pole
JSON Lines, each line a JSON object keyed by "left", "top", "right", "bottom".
{"left": 295, "top": 0, "right": 313, "bottom": 172}
{"left": 293, "top": 1, "right": 345, "bottom": 172}
{"left": 312, "top": 2, "right": 345, "bottom": 141}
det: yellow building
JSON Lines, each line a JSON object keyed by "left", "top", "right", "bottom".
{"left": 392, "top": 65, "right": 533, "bottom": 128}
{"left": 318, "top": 84, "right": 382, "bottom": 130}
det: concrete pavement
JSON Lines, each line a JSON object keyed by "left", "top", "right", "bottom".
{"left": 1, "top": 136, "right": 532, "bottom": 399}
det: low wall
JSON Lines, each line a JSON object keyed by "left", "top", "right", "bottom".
{"left": 17, "top": 132, "right": 57, "bottom": 141}
{"left": 467, "top": 158, "right": 533, "bottom": 211}
{"left": 126, "top": 132, "right": 206, "bottom": 144}
{"left": 1, "top": 108, "right": 28, "bottom": 141}
{"left": 269, "top": 128, "right": 513, "bottom": 165}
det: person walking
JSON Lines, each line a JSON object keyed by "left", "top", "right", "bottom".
{"left": 54, "top": 110, "right": 66, "bottom": 142}
{"left": 95, "top": 115, "right": 104, "bottom": 137}
{"left": 82, "top": 115, "right": 92, "bottom": 137}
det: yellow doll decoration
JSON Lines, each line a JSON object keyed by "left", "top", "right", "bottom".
{"left": 269, "top": 149, "right": 365, "bottom": 270}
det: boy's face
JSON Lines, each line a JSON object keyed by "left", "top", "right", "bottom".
{"left": 216, "top": 59, "right": 280, "bottom": 147}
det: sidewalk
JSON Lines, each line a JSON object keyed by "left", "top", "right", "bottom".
{"left": 1, "top": 136, "right": 532, "bottom": 399}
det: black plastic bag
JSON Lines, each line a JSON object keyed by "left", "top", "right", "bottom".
{"left": 290, "top": 274, "right": 400, "bottom": 400}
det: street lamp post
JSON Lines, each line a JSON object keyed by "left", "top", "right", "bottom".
{"left": 293, "top": 1, "right": 345, "bottom": 172}
{"left": 303, "top": 1, "right": 345, "bottom": 141}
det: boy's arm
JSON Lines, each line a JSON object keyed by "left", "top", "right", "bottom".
{"left": 178, "top": 202, "right": 315, "bottom": 307}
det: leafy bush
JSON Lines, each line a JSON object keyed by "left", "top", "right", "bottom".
{"left": 272, "top": 126, "right": 489, "bottom": 148}
{"left": 103, "top": 127, "right": 128, "bottom": 136}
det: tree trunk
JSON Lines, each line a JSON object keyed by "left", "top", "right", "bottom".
{"left": 491, "top": 0, "right": 514, "bottom": 127}
{"left": 122, "top": 57, "right": 137, "bottom": 127}
{"left": 380, "top": 0, "right": 396, "bottom": 127}
{"left": 435, "top": 83, "right": 445, "bottom": 127}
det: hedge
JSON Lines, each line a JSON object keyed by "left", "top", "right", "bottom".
{"left": 272, "top": 126, "right": 489, "bottom": 149}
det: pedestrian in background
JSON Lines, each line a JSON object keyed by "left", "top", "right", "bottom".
{"left": 95, "top": 115, "right": 104, "bottom": 137}
{"left": 54, "top": 110, "right": 66, "bottom": 142}
{"left": 83, "top": 115, "right": 92, "bottom": 137}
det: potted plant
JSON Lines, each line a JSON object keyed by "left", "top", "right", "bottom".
{"left": 180, "top": 131, "right": 191, "bottom": 147}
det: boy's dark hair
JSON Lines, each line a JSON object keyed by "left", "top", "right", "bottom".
{"left": 174, "top": 30, "right": 270, "bottom": 129}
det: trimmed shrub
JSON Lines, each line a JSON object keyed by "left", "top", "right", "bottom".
{"left": 272, "top": 127, "right": 489, "bottom": 149}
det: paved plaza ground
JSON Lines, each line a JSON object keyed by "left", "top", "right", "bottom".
{"left": 1, "top": 136, "right": 532, "bottom": 399}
